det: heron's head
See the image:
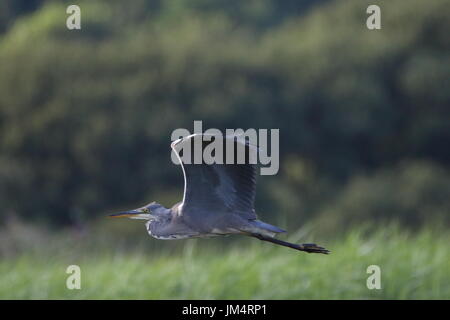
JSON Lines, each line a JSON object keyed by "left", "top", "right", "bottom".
{"left": 109, "top": 202, "right": 166, "bottom": 220}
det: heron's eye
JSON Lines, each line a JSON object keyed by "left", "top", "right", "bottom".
{"left": 142, "top": 207, "right": 150, "bottom": 213}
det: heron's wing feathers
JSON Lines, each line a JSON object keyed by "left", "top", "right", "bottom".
{"left": 171, "top": 134, "right": 257, "bottom": 221}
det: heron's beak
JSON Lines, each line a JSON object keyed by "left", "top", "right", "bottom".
{"left": 109, "top": 209, "right": 151, "bottom": 220}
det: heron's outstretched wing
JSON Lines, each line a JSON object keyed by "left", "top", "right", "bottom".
{"left": 171, "top": 134, "right": 258, "bottom": 222}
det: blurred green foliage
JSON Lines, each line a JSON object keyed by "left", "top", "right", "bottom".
{"left": 1, "top": 225, "right": 449, "bottom": 299}
{"left": 0, "top": 0, "right": 449, "bottom": 229}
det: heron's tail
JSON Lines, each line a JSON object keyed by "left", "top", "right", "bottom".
{"left": 252, "top": 220, "right": 286, "bottom": 234}
{"left": 239, "top": 220, "right": 286, "bottom": 238}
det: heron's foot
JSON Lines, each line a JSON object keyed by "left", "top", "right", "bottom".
{"left": 299, "top": 243, "right": 330, "bottom": 254}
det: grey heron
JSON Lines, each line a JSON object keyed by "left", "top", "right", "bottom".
{"left": 110, "top": 134, "right": 329, "bottom": 254}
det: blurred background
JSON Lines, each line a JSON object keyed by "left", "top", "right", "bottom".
{"left": 0, "top": 0, "right": 449, "bottom": 299}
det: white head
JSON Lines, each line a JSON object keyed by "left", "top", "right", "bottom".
{"left": 109, "top": 202, "right": 168, "bottom": 220}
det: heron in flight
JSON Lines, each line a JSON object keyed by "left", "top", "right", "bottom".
{"left": 110, "top": 134, "right": 329, "bottom": 254}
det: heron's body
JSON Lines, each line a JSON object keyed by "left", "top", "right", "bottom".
{"left": 111, "top": 134, "right": 329, "bottom": 254}
{"left": 145, "top": 202, "right": 282, "bottom": 240}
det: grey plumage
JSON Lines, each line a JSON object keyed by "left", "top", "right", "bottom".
{"left": 110, "top": 134, "right": 329, "bottom": 254}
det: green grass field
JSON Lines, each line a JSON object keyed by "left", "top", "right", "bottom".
{"left": 1, "top": 226, "right": 449, "bottom": 299}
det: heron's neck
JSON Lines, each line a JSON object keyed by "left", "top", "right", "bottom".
{"left": 146, "top": 218, "right": 171, "bottom": 238}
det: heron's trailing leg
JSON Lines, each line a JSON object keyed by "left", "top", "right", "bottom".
{"left": 251, "top": 233, "right": 330, "bottom": 254}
